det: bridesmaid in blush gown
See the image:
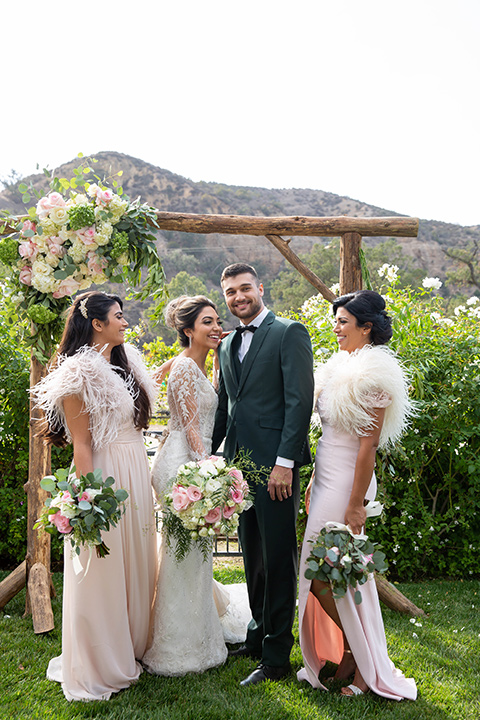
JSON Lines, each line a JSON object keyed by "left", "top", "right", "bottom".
{"left": 33, "top": 292, "right": 157, "bottom": 702}
{"left": 297, "top": 290, "right": 417, "bottom": 700}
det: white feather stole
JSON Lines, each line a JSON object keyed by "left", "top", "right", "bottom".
{"left": 33, "top": 344, "right": 157, "bottom": 451}
{"left": 314, "top": 345, "right": 413, "bottom": 448}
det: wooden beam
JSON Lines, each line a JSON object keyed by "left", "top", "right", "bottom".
{"left": 265, "top": 234, "right": 336, "bottom": 302}
{"left": 340, "top": 232, "right": 363, "bottom": 294}
{"left": 27, "top": 562, "right": 54, "bottom": 633}
{"left": 375, "top": 574, "right": 425, "bottom": 616}
{"left": 23, "top": 352, "right": 53, "bottom": 626}
{"left": 0, "top": 560, "right": 26, "bottom": 610}
{"left": 153, "top": 212, "right": 419, "bottom": 238}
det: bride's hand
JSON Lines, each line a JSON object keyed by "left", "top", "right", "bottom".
{"left": 153, "top": 358, "right": 174, "bottom": 385}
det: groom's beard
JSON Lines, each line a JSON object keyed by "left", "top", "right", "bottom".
{"left": 229, "top": 298, "right": 264, "bottom": 323}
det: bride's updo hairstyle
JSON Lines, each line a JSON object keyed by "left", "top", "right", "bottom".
{"left": 165, "top": 295, "right": 218, "bottom": 347}
{"left": 43, "top": 291, "right": 151, "bottom": 446}
{"left": 332, "top": 290, "right": 392, "bottom": 346}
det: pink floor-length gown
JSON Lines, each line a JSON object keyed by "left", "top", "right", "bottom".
{"left": 297, "top": 398, "right": 417, "bottom": 701}
{"left": 47, "top": 424, "right": 157, "bottom": 701}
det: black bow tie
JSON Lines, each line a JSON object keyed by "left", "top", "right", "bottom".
{"left": 235, "top": 325, "right": 257, "bottom": 334}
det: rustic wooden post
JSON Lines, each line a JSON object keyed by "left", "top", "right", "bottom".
{"left": 340, "top": 232, "right": 363, "bottom": 294}
{"left": 23, "top": 352, "right": 55, "bottom": 633}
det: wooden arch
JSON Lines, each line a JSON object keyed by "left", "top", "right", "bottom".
{"left": 0, "top": 211, "right": 423, "bottom": 630}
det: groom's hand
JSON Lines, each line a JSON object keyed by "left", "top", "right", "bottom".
{"left": 268, "top": 465, "right": 293, "bottom": 501}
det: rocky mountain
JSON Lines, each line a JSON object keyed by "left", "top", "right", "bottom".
{"left": 1, "top": 150, "right": 477, "bottom": 291}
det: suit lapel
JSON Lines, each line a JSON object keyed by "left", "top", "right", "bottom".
{"left": 221, "top": 331, "right": 239, "bottom": 390}
{"left": 237, "top": 311, "right": 274, "bottom": 392}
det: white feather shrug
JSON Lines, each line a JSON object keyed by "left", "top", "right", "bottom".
{"left": 33, "top": 344, "right": 157, "bottom": 451}
{"left": 314, "top": 344, "right": 414, "bottom": 448}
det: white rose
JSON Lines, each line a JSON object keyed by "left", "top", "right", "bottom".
{"left": 198, "top": 461, "right": 218, "bottom": 477}
{"left": 50, "top": 206, "right": 68, "bottom": 226}
{"left": 199, "top": 527, "right": 208, "bottom": 537}
{"left": 205, "top": 478, "right": 222, "bottom": 494}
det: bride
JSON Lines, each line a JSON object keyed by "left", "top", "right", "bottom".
{"left": 142, "top": 295, "right": 250, "bottom": 676}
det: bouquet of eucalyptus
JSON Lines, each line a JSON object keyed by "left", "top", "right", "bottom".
{"left": 162, "top": 455, "right": 251, "bottom": 563}
{"left": 34, "top": 467, "right": 129, "bottom": 559}
{"left": 304, "top": 523, "right": 388, "bottom": 605}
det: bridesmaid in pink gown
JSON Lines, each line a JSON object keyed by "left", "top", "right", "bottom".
{"left": 297, "top": 290, "right": 417, "bottom": 700}
{"left": 34, "top": 292, "right": 157, "bottom": 701}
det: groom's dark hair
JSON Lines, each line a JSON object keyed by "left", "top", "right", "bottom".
{"left": 221, "top": 263, "right": 259, "bottom": 285}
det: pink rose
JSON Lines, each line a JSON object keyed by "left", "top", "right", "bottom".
{"left": 87, "top": 252, "right": 107, "bottom": 275}
{"left": 186, "top": 485, "right": 203, "bottom": 502}
{"left": 48, "top": 192, "right": 66, "bottom": 208}
{"left": 19, "top": 266, "right": 32, "bottom": 285}
{"left": 18, "top": 240, "right": 38, "bottom": 259}
{"left": 204, "top": 507, "right": 222, "bottom": 524}
{"left": 228, "top": 467, "right": 243, "bottom": 482}
{"left": 171, "top": 486, "right": 191, "bottom": 511}
{"left": 21, "top": 219, "right": 36, "bottom": 235}
{"left": 325, "top": 546, "right": 340, "bottom": 567}
{"left": 76, "top": 225, "right": 96, "bottom": 245}
{"left": 36, "top": 195, "right": 53, "bottom": 218}
{"left": 207, "top": 455, "right": 221, "bottom": 463}
{"left": 230, "top": 488, "right": 245, "bottom": 504}
{"left": 52, "top": 276, "right": 81, "bottom": 299}
{"left": 47, "top": 237, "right": 65, "bottom": 256}
{"left": 223, "top": 505, "right": 237, "bottom": 519}
{"left": 50, "top": 512, "right": 72, "bottom": 534}
{"left": 96, "top": 188, "right": 113, "bottom": 205}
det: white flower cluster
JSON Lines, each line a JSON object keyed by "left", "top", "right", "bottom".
{"left": 422, "top": 276, "right": 443, "bottom": 290}
{"left": 378, "top": 264, "right": 399, "bottom": 283}
{"left": 15, "top": 186, "right": 128, "bottom": 300}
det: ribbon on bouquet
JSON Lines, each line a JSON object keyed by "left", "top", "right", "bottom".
{"left": 71, "top": 545, "right": 94, "bottom": 580}
{"left": 325, "top": 500, "right": 384, "bottom": 541}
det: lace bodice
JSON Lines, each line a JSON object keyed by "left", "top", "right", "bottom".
{"left": 151, "top": 356, "right": 218, "bottom": 499}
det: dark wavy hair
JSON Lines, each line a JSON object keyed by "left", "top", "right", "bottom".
{"left": 220, "top": 263, "right": 259, "bottom": 285}
{"left": 332, "top": 290, "right": 392, "bottom": 345}
{"left": 43, "top": 291, "right": 151, "bottom": 446}
{"left": 164, "top": 295, "right": 218, "bottom": 348}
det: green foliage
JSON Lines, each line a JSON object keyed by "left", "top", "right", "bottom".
{"left": 298, "top": 273, "right": 480, "bottom": 580}
{"left": 271, "top": 239, "right": 426, "bottom": 313}
{"left": 0, "top": 292, "right": 71, "bottom": 568}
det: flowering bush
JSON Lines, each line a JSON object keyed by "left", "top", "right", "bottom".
{"left": 162, "top": 455, "right": 250, "bottom": 562}
{"left": 35, "top": 467, "right": 128, "bottom": 560}
{"left": 0, "top": 157, "right": 166, "bottom": 361}
{"left": 304, "top": 526, "right": 388, "bottom": 604}
{"left": 297, "top": 269, "right": 480, "bottom": 580}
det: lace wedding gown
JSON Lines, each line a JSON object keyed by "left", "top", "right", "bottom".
{"left": 143, "top": 356, "right": 249, "bottom": 676}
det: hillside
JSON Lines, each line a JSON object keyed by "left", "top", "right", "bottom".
{"left": 1, "top": 151, "right": 478, "bottom": 293}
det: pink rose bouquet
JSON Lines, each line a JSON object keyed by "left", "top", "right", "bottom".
{"left": 163, "top": 455, "right": 251, "bottom": 562}
{"left": 34, "top": 467, "right": 128, "bottom": 562}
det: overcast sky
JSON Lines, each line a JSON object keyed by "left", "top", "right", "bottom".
{"left": 2, "top": 0, "right": 478, "bottom": 226}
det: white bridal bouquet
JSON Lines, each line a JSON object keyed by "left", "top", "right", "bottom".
{"left": 162, "top": 455, "right": 251, "bottom": 562}
{"left": 35, "top": 467, "right": 129, "bottom": 561}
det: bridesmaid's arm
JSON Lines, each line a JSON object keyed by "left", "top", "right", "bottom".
{"left": 344, "top": 406, "right": 386, "bottom": 535}
{"left": 63, "top": 394, "right": 94, "bottom": 478}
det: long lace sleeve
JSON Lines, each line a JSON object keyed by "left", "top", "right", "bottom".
{"left": 167, "top": 358, "right": 209, "bottom": 461}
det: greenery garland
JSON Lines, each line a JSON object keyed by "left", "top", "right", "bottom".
{"left": 0, "top": 155, "right": 166, "bottom": 362}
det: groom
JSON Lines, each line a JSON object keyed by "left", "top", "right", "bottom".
{"left": 212, "top": 263, "right": 313, "bottom": 686}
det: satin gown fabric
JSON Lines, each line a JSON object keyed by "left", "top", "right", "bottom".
{"left": 297, "top": 397, "right": 417, "bottom": 701}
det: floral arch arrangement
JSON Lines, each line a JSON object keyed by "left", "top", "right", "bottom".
{"left": 0, "top": 156, "right": 166, "bottom": 361}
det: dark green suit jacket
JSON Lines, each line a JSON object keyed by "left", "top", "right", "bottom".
{"left": 212, "top": 311, "right": 313, "bottom": 469}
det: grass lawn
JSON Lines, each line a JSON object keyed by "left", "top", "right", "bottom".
{"left": 1, "top": 565, "right": 479, "bottom": 720}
